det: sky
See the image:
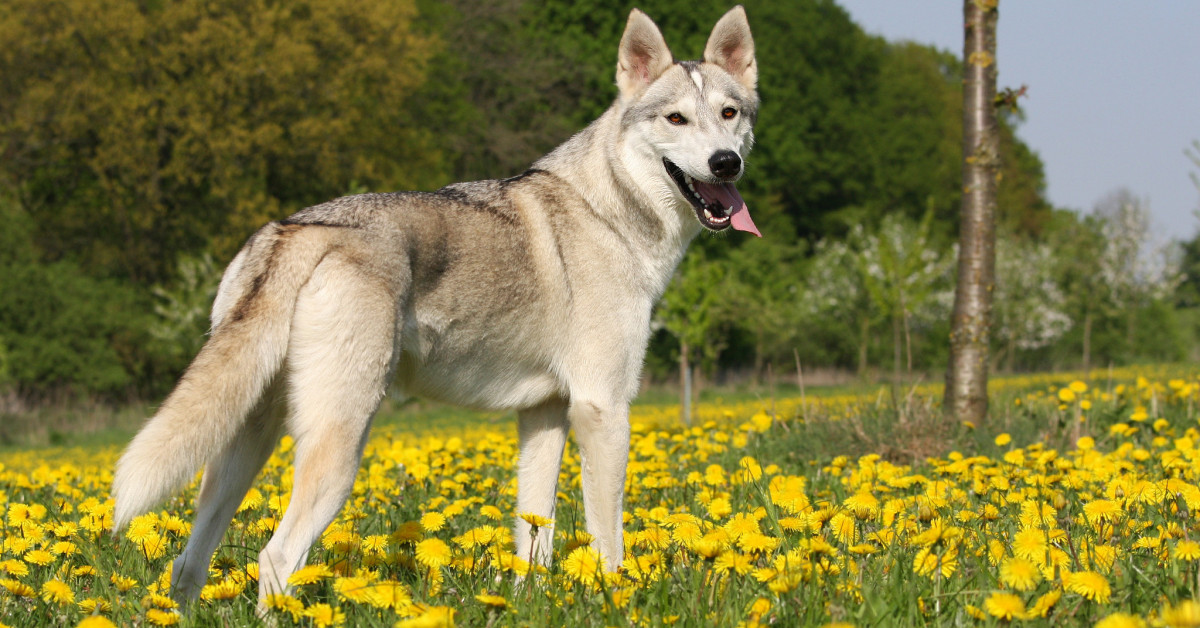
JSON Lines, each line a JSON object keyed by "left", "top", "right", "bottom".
{"left": 834, "top": 0, "right": 1200, "bottom": 240}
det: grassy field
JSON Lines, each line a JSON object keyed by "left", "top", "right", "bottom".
{"left": 3, "top": 366, "right": 1200, "bottom": 626}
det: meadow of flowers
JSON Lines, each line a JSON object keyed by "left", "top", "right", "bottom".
{"left": 5, "top": 368, "right": 1200, "bottom": 626}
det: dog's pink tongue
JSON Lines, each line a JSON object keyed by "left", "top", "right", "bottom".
{"left": 704, "top": 182, "right": 761, "bottom": 238}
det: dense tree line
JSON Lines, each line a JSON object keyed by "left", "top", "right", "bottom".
{"left": 0, "top": 0, "right": 1194, "bottom": 402}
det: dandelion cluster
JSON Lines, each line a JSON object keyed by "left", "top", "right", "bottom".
{"left": 2, "top": 369, "right": 1200, "bottom": 625}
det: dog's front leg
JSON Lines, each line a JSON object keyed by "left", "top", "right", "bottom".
{"left": 568, "top": 399, "right": 630, "bottom": 572}
{"left": 514, "top": 398, "right": 569, "bottom": 567}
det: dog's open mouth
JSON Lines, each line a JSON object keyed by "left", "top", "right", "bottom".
{"left": 663, "top": 158, "right": 761, "bottom": 237}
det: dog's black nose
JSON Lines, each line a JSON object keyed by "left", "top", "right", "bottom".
{"left": 709, "top": 150, "right": 742, "bottom": 179}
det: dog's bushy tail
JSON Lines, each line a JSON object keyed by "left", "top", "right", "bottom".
{"left": 111, "top": 223, "right": 335, "bottom": 530}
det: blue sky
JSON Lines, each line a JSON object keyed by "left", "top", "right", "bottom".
{"left": 834, "top": 0, "right": 1200, "bottom": 240}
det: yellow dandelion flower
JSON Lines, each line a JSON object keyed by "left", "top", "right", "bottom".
{"left": 361, "top": 534, "right": 389, "bottom": 555}
{"left": 707, "top": 497, "right": 733, "bottom": 519}
{"left": 303, "top": 603, "right": 345, "bottom": 628}
{"left": 265, "top": 593, "right": 305, "bottom": 621}
{"left": 1174, "top": 540, "right": 1200, "bottom": 561}
{"left": 76, "top": 616, "right": 119, "bottom": 628}
{"left": 843, "top": 491, "right": 880, "bottom": 519}
{"left": 415, "top": 538, "right": 452, "bottom": 569}
{"left": 1063, "top": 570, "right": 1111, "bottom": 603}
{"left": 455, "top": 525, "right": 500, "bottom": 550}
{"left": 40, "top": 579, "right": 74, "bottom": 605}
{"left": 321, "top": 524, "right": 358, "bottom": 552}
{"left": 143, "top": 593, "right": 177, "bottom": 609}
{"left": 139, "top": 533, "right": 169, "bottom": 560}
{"left": 23, "top": 549, "right": 54, "bottom": 566}
{"left": 738, "top": 532, "right": 780, "bottom": 554}
{"left": 0, "top": 560, "right": 27, "bottom": 577}
{"left": 1161, "top": 600, "right": 1200, "bottom": 627}
{"left": 287, "top": 563, "right": 333, "bottom": 586}
{"left": 518, "top": 512, "right": 553, "bottom": 529}
{"left": 420, "top": 512, "right": 447, "bottom": 533}
{"left": 1058, "top": 388, "right": 1076, "bottom": 403}
{"left": 632, "top": 526, "right": 669, "bottom": 551}
{"left": 995, "top": 433, "right": 1013, "bottom": 447}
{"left": 79, "top": 598, "right": 113, "bottom": 614}
{"left": 126, "top": 515, "right": 158, "bottom": 543}
{"left": 145, "top": 609, "right": 180, "bottom": 626}
{"left": 110, "top": 573, "right": 138, "bottom": 592}
{"left": 1012, "top": 528, "right": 1049, "bottom": 562}
{"left": 999, "top": 556, "right": 1042, "bottom": 591}
{"left": 1094, "top": 613, "right": 1147, "bottom": 628}
{"left": 1083, "top": 499, "right": 1124, "bottom": 525}
{"left": 562, "top": 545, "right": 605, "bottom": 586}
{"left": 50, "top": 541, "right": 78, "bottom": 556}
{"left": 238, "top": 488, "right": 264, "bottom": 512}
{"left": 333, "top": 575, "right": 377, "bottom": 606}
{"left": 672, "top": 522, "right": 702, "bottom": 545}
{"left": 1028, "top": 590, "right": 1061, "bottom": 618}
{"left": 396, "top": 605, "right": 456, "bottom": 628}
{"left": 475, "top": 593, "right": 508, "bottom": 609}
{"left": 72, "top": 564, "right": 97, "bottom": 581}
{"left": 200, "top": 578, "right": 245, "bottom": 601}
{"left": 392, "top": 520, "right": 424, "bottom": 543}
{"left": 1, "top": 578, "right": 35, "bottom": 598}
{"left": 714, "top": 551, "right": 754, "bottom": 576}
{"left": 724, "top": 512, "right": 762, "bottom": 540}
{"left": 1069, "top": 380, "right": 1088, "bottom": 393}
{"left": 829, "top": 511, "right": 857, "bottom": 544}
{"left": 913, "top": 546, "right": 958, "bottom": 578}
{"left": 779, "top": 517, "right": 806, "bottom": 532}
{"left": 983, "top": 591, "right": 1026, "bottom": 621}
{"left": 480, "top": 505, "right": 503, "bottom": 521}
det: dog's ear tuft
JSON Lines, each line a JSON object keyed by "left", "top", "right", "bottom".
{"left": 617, "top": 9, "right": 674, "bottom": 99}
{"left": 704, "top": 5, "right": 756, "bottom": 91}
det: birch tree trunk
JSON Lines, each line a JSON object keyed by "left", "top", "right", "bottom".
{"left": 944, "top": 0, "right": 999, "bottom": 424}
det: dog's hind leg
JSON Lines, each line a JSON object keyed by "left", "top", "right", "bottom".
{"left": 254, "top": 255, "right": 398, "bottom": 605}
{"left": 170, "top": 385, "right": 284, "bottom": 603}
{"left": 514, "top": 397, "right": 569, "bottom": 567}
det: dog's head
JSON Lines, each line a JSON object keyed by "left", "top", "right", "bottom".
{"left": 617, "top": 6, "right": 760, "bottom": 237}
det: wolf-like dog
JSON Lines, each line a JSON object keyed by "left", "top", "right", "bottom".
{"left": 112, "top": 6, "right": 760, "bottom": 604}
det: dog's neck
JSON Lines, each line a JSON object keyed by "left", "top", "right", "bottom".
{"left": 533, "top": 105, "right": 702, "bottom": 298}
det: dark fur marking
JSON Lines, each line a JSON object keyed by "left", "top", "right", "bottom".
{"left": 501, "top": 168, "right": 548, "bottom": 185}
{"left": 227, "top": 224, "right": 293, "bottom": 324}
{"left": 553, "top": 237, "right": 574, "bottom": 303}
{"left": 430, "top": 188, "right": 519, "bottom": 227}
{"left": 278, "top": 218, "right": 353, "bottom": 229}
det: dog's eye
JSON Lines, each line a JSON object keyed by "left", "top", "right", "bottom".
{"left": 721, "top": 107, "right": 738, "bottom": 120}
{"left": 665, "top": 112, "right": 687, "bottom": 125}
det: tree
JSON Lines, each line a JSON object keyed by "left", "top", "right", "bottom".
{"left": 944, "top": 0, "right": 999, "bottom": 425}
{"left": 1093, "top": 189, "right": 1182, "bottom": 360}
{"left": 853, "top": 213, "right": 954, "bottom": 381}
{"left": 721, "top": 239, "right": 806, "bottom": 382}
{"left": 0, "top": 0, "right": 439, "bottom": 283}
{"left": 804, "top": 239, "right": 873, "bottom": 375}
{"left": 656, "top": 252, "right": 731, "bottom": 424}
{"left": 991, "top": 236, "right": 1072, "bottom": 370}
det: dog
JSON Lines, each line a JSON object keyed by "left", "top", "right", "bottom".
{"left": 112, "top": 5, "right": 759, "bottom": 605}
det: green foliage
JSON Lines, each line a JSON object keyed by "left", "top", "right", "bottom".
{"left": 0, "top": 258, "right": 150, "bottom": 398}
{"left": 0, "top": 0, "right": 1179, "bottom": 400}
{"left": 148, "top": 253, "right": 222, "bottom": 372}
{"left": 0, "top": 0, "right": 441, "bottom": 282}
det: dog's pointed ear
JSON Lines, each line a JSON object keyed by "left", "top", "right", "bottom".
{"left": 704, "top": 5, "right": 756, "bottom": 91}
{"left": 617, "top": 9, "right": 674, "bottom": 99}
